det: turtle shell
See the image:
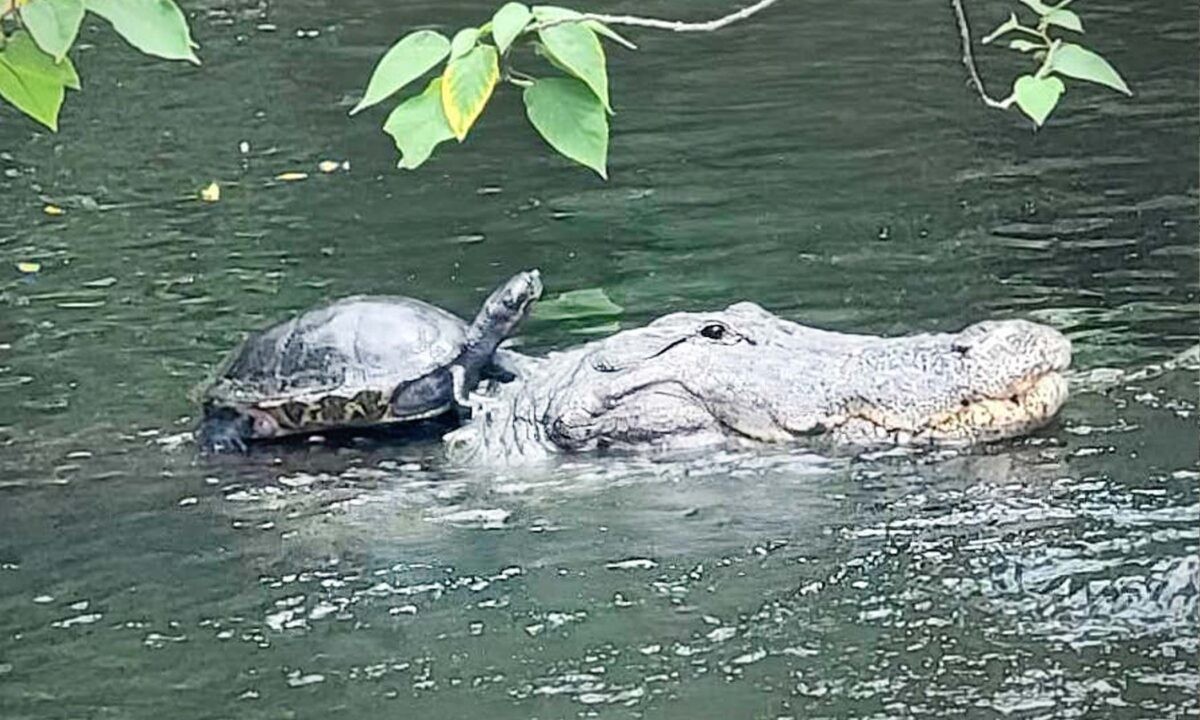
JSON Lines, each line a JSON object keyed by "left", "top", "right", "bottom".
{"left": 204, "top": 295, "right": 467, "bottom": 434}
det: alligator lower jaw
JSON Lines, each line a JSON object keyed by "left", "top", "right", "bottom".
{"left": 833, "top": 371, "right": 1069, "bottom": 445}
{"left": 921, "top": 371, "right": 1068, "bottom": 442}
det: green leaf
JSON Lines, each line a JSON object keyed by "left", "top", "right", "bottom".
{"left": 384, "top": 78, "right": 456, "bottom": 169}
{"left": 450, "top": 27, "right": 480, "bottom": 59}
{"left": 1012, "top": 74, "right": 1065, "bottom": 126}
{"left": 0, "top": 33, "right": 72, "bottom": 130}
{"left": 532, "top": 42, "right": 574, "bottom": 77}
{"left": 1049, "top": 42, "right": 1131, "bottom": 95}
{"left": 1009, "top": 39, "right": 1042, "bottom": 52}
{"left": 981, "top": 13, "right": 1020, "bottom": 45}
{"left": 0, "top": 65, "right": 62, "bottom": 129}
{"left": 532, "top": 6, "right": 634, "bottom": 50}
{"left": 532, "top": 287, "right": 623, "bottom": 321}
{"left": 534, "top": 8, "right": 609, "bottom": 111}
{"left": 85, "top": 0, "right": 199, "bottom": 64}
{"left": 440, "top": 44, "right": 499, "bottom": 141}
{"left": 350, "top": 30, "right": 450, "bottom": 115}
{"left": 21, "top": 0, "right": 86, "bottom": 61}
{"left": 566, "top": 320, "right": 620, "bottom": 336}
{"left": 492, "top": 2, "right": 532, "bottom": 55}
{"left": 1044, "top": 8, "right": 1083, "bottom": 33}
{"left": 1, "top": 30, "right": 80, "bottom": 89}
{"left": 523, "top": 77, "right": 608, "bottom": 178}
{"left": 1018, "top": 0, "right": 1053, "bottom": 16}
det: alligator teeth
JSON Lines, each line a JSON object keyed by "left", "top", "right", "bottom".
{"left": 926, "top": 372, "right": 1067, "bottom": 440}
{"left": 831, "top": 371, "right": 1068, "bottom": 445}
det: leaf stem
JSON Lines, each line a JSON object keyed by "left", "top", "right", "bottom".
{"left": 1033, "top": 38, "right": 1061, "bottom": 79}
{"left": 1012, "top": 24, "right": 1048, "bottom": 40}
{"left": 505, "top": 67, "right": 536, "bottom": 87}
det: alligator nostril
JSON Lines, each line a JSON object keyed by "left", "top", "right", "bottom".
{"left": 960, "top": 399, "right": 971, "bottom": 408}
{"left": 591, "top": 357, "right": 618, "bottom": 373}
{"left": 1010, "top": 395, "right": 1020, "bottom": 404}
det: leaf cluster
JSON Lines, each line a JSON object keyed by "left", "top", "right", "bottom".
{"left": 0, "top": 0, "right": 198, "bottom": 130}
{"left": 983, "top": 0, "right": 1130, "bottom": 126}
{"left": 351, "top": 3, "right": 631, "bottom": 178}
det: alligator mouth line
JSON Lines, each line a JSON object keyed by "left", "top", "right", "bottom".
{"left": 835, "top": 370, "right": 1069, "bottom": 444}
{"left": 919, "top": 370, "right": 1067, "bottom": 440}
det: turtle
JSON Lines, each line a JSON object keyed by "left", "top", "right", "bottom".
{"left": 196, "top": 269, "right": 542, "bottom": 453}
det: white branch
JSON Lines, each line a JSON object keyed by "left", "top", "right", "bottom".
{"left": 532, "top": 0, "right": 783, "bottom": 34}
{"left": 949, "top": 0, "right": 1011, "bottom": 109}
{"left": 531, "top": 0, "right": 1015, "bottom": 113}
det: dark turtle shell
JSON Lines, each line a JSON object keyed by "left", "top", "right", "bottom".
{"left": 203, "top": 295, "right": 467, "bottom": 435}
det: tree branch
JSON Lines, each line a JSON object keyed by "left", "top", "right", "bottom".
{"left": 532, "top": 0, "right": 783, "bottom": 34}
{"left": 534, "top": 0, "right": 1015, "bottom": 113}
{"left": 949, "top": 0, "right": 1011, "bottom": 109}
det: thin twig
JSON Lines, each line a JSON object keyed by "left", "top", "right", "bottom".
{"left": 591, "top": 28, "right": 638, "bottom": 50}
{"left": 532, "top": 0, "right": 783, "bottom": 34}
{"left": 949, "top": 0, "right": 1010, "bottom": 109}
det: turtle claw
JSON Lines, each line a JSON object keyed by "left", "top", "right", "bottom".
{"left": 222, "top": 436, "right": 249, "bottom": 454}
{"left": 450, "top": 364, "right": 500, "bottom": 420}
{"left": 197, "top": 410, "right": 252, "bottom": 454}
{"left": 466, "top": 392, "right": 500, "bottom": 419}
{"left": 199, "top": 432, "right": 248, "bottom": 455}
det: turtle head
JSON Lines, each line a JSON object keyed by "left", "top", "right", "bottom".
{"left": 477, "top": 269, "right": 543, "bottom": 335}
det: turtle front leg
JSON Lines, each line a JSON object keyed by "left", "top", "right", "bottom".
{"left": 197, "top": 408, "right": 253, "bottom": 454}
{"left": 450, "top": 364, "right": 498, "bottom": 419}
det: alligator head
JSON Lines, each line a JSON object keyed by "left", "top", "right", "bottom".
{"left": 456, "top": 302, "right": 1071, "bottom": 461}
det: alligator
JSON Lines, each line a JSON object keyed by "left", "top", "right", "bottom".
{"left": 446, "top": 302, "right": 1071, "bottom": 463}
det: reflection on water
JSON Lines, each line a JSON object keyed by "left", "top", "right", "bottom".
{"left": 0, "top": 0, "right": 1196, "bottom": 717}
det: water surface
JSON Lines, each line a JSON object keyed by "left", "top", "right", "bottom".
{"left": 0, "top": 0, "right": 1196, "bottom": 717}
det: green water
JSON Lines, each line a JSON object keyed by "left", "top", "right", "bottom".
{"left": 1, "top": 1, "right": 1197, "bottom": 717}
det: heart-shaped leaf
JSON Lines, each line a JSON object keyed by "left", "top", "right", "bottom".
{"left": 492, "top": 2, "right": 532, "bottom": 54}
{"left": 1013, "top": 74, "right": 1065, "bottom": 126}
{"left": 523, "top": 77, "right": 608, "bottom": 178}
{"left": 1044, "top": 8, "right": 1083, "bottom": 33}
{"left": 85, "top": 0, "right": 199, "bottom": 64}
{"left": 350, "top": 30, "right": 450, "bottom": 115}
{"left": 0, "top": 31, "right": 81, "bottom": 130}
{"left": 1, "top": 30, "right": 80, "bottom": 89}
{"left": 384, "top": 78, "right": 455, "bottom": 169}
{"left": 533, "top": 7, "right": 609, "bottom": 111}
{"left": 440, "top": 44, "right": 499, "bottom": 141}
{"left": 0, "top": 58, "right": 66, "bottom": 131}
{"left": 21, "top": 0, "right": 86, "bottom": 61}
{"left": 449, "top": 27, "right": 480, "bottom": 59}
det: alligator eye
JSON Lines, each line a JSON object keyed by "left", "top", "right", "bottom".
{"left": 700, "top": 323, "right": 727, "bottom": 341}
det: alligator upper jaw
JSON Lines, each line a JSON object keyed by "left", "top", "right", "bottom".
{"left": 824, "top": 370, "right": 1069, "bottom": 445}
